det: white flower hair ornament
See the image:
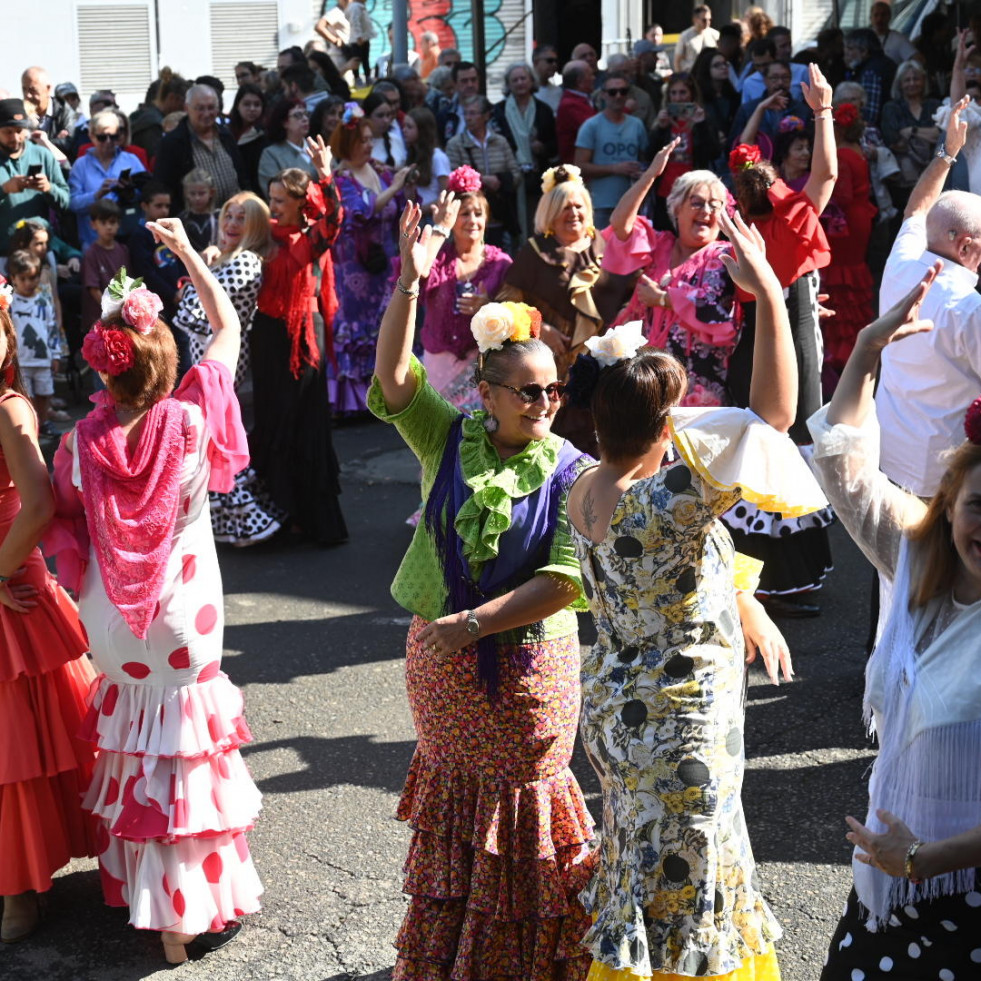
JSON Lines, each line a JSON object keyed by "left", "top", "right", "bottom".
{"left": 470, "top": 302, "right": 542, "bottom": 353}
{"left": 0, "top": 279, "right": 12, "bottom": 313}
{"left": 100, "top": 267, "right": 163, "bottom": 334}
{"left": 584, "top": 320, "right": 647, "bottom": 367}
{"left": 541, "top": 164, "right": 584, "bottom": 195}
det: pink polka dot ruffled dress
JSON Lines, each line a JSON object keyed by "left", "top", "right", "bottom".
{"left": 48, "top": 362, "right": 263, "bottom": 933}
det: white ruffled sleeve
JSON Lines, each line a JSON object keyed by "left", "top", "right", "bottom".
{"left": 669, "top": 405, "right": 828, "bottom": 518}
{"left": 807, "top": 404, "right": 925, "bottom": 580}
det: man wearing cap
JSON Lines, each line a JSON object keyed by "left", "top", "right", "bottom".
{"left": 55, "top": 83, "right": 83, "bottom": 119}
{"left": 0, "top": 98, "right": 70, "bottom": 252}
{"left": 21, "top": 67, "right": 77, "bottom": 155}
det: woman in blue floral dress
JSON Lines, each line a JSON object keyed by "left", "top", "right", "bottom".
{"left": 565, "top": 213, "right": 828, "bottom": 981}
{"left": 329, "top": 112, "right": 410, "bottom": 414}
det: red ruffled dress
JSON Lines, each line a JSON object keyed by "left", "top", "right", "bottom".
{"left": 0, "top": 391, "right": 97, "bottom": 896}
{"left": 821, "top": 147, "right": 877, "bottom": 381}
{"left": 47, "top": 362, "right": 263, "bottom": 932}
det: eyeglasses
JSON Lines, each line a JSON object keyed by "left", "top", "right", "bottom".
{"left": 688, "top": 196, "right": 724, "bottom": 212}
{"left": 489, "top": 381, "right": 566, "bottom": 403}
{"left": 288, "top": 110, "right": 309, "bottom": 119}
{"left": 767, "top": 73, "right": 792, "bottom": 84}
{"left": 605, "top": 87, "right": 630, "bottom": 96}
{"left": 94, "top": 132, "right": 122, "bottom": 142}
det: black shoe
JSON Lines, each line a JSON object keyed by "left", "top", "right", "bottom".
{"left": 758, "top": 594, "right": 821, "bottom": 619}
{"left": 191, "top": 921, "right": 242, "bottom": 953}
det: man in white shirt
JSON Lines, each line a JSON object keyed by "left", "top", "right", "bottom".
{"left": 674, "top": 5, "right": 719, "bottom": 74}
{"left": 870, "top": 1, "right": 917, "bottom": 65}
{"left": 877, "top": 99, "right": 981, "bottom": 497}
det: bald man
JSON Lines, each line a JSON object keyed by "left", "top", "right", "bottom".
{"left": 22, "top": 66, "right": 77, "bottom": 154}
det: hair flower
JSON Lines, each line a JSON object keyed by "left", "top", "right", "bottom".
{"left": 0, "top": 276, "right": 11, "bottom": 313}
{"left": 470, "top": 301, "right": 542, "bottom": 353}
{"left": 541, "top": 164, "right": 583, "bottom": 195}
{"left": 777, "top": 114, "right": 805, "bottom": 134}
{"left": 584, "top": 320, "right": 646, "bottom": 367}
{"left": 447, "top": 165, "right": 482, "bottom": 195}
{"left": 121, "top": 287, "right": 163, "bottom": 334}
{"left": 342, "top": 102, "right": 364, "bottom": 127}
{"left": 728, "top": 143, "right": 762, "bottom": 174}
{"left": 965, "top": 396, "right": 981, "bottom": 445}
{"left": 565, "top": 352, "right": 602, "bottom": 408}
{"left": 82, "top": 321, "right": 135, "bottom": 376}
{"left": 833, "top": 102, "right": 860, "bottom": 127}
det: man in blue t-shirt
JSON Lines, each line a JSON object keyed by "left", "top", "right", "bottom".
{"left": 573, "top": 73, "right": 648, "bottom": 229}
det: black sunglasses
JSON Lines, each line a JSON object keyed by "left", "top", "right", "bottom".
{"left": 490, "top": 381, "right": 566, "bottom": 404}
{"left": 605, "top": 87, "right": 630, "bottom": 96}
{"left": 94, "top": 132, "right": 122, "bottom": 142}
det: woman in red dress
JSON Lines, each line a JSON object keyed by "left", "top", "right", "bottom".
{"left": 821, "top": 101, "right": 877, "bottom": 391}
{"left": 0, "top": 279, "right": 96, "bottom": 943}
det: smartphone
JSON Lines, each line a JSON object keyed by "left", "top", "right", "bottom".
{"left": 667, "top": 102, "right": 696, "bottom": 120}
{"left": 27, "top": 163, "right": 42, "bottom": 177}
{"left": 119, "top": 168, "right": 132, "bottom": 182}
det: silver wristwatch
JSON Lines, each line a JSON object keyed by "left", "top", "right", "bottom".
{"left": 937, "top": 145, "right": 958, "bottom": 166}
{"left": 465, "top": 609, "right": 480, "bottom": 637}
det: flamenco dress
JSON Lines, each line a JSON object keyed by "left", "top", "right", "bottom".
{"left": 368, "top": 358, "right": 597, "bottom": 981}
{"left": 724, "top": 180, "right": 835, "bottom": 596}
{"left": 0, "top": 391, "right": 97, "bottom": 897}
{"left": 46, "top": 362, "right": 263, "bottom": 932}
{"left": 251, "top": 177, "right": 348, "bottom": 545}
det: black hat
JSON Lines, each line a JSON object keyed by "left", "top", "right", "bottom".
{"left": 0, "top": 98, "right": 31, "bottom": 128}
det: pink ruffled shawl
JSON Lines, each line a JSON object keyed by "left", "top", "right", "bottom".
{"left": 46, "top": 362, "right": 249, "bottom": 638}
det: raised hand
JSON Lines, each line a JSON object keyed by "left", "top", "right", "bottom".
{"left": 397, "top": 202, "right": 434, "bottom": 282}
{"left": 946, "top": 95, "right": 971, "bottom": 159}
{"left": 858, "top": 261, "right": 940, "bottom": 352}
{"left": 432, "top": 189, "right": 460, "bottom": 230}
{"left": 800, "top": 62, "right": 833, "bottom": 113}
{"left": 718, "top": 209, "right": 780, "bottom": 299}
{"left": 306, "top": 135, "right": 334, "bottom": 178}
{"left": 645, "top": 137, "right": 681, "bottom": 180}
{"left": 146, "top": 217, "right": 193, "bottom": 256}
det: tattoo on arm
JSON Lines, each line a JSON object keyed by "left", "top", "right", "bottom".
{"left": 582, "top": 487, "right": 598, "bottom": 535}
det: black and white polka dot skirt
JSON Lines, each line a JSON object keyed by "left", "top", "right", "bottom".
{"left": 821, "top": 882, "right": 981, "bottom": 980}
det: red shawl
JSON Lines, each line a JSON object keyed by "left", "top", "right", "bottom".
{"left": 76, "top": 398, "right": 189, "bottom": 639}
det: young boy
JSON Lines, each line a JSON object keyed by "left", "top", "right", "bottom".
{"left": 81, "top": 198, "right": 129, "bottom": 332}
{"left": 126, "top": 180, "right": 187, "bottom": 320}
{"left": 177, "top": 169, "right": 218, "bottom": 252}
{"left": 7, "top": 249, "right": 62, "bottom": 434}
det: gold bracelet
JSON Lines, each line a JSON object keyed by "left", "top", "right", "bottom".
{"left": 395, "top": 277, "right": 420, "bottom": 298}
{"left": 904, "top": 839, "right": 924, "bottom": 883}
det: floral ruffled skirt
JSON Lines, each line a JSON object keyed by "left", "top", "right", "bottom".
{"left": 394, "top": 617, "right": 596, "bottom": 981}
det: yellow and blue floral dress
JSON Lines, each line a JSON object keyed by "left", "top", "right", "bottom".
{"left": 571, "top": 407, "right": 827, "bottom": 980}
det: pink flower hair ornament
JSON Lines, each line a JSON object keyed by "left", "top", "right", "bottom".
{"left": 965, "top": 396, "right": 981, "bottom": 445}
{"left": 447, "top": 165, "right": 482, "bottom": 195}
{"left": 101, "top": 268, "right": 162, "bottom": 334}
{"left": 82, "top": 322, "right": 136, "bottom": 376}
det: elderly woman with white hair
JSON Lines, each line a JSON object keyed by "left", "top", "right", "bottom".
{"left": 601, "top": 139, "right": 738, "bottom": 407}
{"left": 881, "top": 60, "right": 941, "bottom": 193}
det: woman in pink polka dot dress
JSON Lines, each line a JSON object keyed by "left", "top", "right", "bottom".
{"left": 48, "top": 221, "right": 263, "bottom": 966}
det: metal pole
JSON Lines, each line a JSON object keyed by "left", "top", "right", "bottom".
{"left": 393, "top": 0, "right": 409, "bottom": 66}
{"left": 471, "top": 0, "right": 486, "bottom": 92}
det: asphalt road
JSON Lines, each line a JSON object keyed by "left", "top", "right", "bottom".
{"left": 2, "top": 417, "right": 876, "bottom": 981}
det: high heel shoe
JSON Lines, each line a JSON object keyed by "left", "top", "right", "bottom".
{"left": 162, "top": 931, "right": 196, "bottom": 965}
{"left": 1, "top": 892, "right": 40, "bottom": 944}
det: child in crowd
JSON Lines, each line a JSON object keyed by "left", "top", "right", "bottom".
{"left": 127, "top": 181, "right": 188, "bottom": 319}
{"left": 81, "top": 199, "right": 130, "bottom": 332}
{"left": 6, "top": 250, "right": 62, "bottom": 435}
{"left": 178, "top": 168, "right": 218, "bottom": 251}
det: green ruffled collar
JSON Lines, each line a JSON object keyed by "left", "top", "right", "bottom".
{"left": 455, "top": 410, "right": 563, "bottom": 570}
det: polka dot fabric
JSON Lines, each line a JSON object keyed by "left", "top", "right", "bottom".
{"left": 821, "top": 885, "right": 981, "bottom": 979}
{"left": 68, "top": 391, "right": 263, "bottom": 933}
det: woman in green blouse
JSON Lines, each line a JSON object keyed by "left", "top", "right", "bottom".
{"left": 370, "top": 199, "right": 595, "bottom": 981}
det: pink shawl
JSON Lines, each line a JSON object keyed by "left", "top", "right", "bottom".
{"left": 75, "top": 398, "right": 189, "bottom": 639}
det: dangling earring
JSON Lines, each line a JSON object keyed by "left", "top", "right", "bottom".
{"left": 484, "top": 414, "right": 499, "bottom": 433}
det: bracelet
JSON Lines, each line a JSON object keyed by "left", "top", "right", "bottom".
{"left": 431, "top": 225, "right": 451, "bottom": 238}
{"left": 904, "top": 839, "right": 924, "bottom": 883}
{"left": 395, "top": 277, "right": 420, "bottom": 297}
{"left": 813, "top": 109, "right": 832, "bottom": 119}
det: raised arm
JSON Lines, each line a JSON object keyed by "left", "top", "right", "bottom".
{"left": 950, "top": 30, "right": 972, "bottom": 104}
{"left": 424, "top": 190, "right": 461, "bottom": 271}
{"left": 905, "top": 96, "right": 968, "bottom": 219}
{"left": 608, "top": 137, "right": 679, "bottom": 240}
{"left": 737, "top": 92, "right": 786, "bottom": 146}
{"left": 800, "top": 63, "right": 838, "bottom": 215}
{"left": 375, "top": 203, "right": 432, "bottom": 413}
{"left": 718, "top": 209, "right": 796, "bottom": 431}
{"left": 146, "top": 218, "right": 240, "bottom": 376}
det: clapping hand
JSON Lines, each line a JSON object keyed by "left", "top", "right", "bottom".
{"left": 858, "top": 261, "right": 939, "bottom": 353}
{"left": 306, "top": 135, "right": 334, "bottom": 179}
{"left": 718, "top": 209, "right": 780, "bottom": 299}
{"left": 397, "top": 202, "right": 434, "bottom": 282}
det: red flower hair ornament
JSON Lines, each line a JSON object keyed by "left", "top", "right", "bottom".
{"left": 965, "top": 396, "right": 981, "bottom": 445}
{"left": 728, "top": 143, "right": 762, "bottom": 174}
{"left": 834, "top": 103, "right": 860, "bottom": 128}
{"left": 82, "top": 322, "right": 135, "bottom": 376}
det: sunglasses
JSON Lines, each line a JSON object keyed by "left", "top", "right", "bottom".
{"left": 94, "top": 132, "right": 122, "bottom": 142}
{"left": 490, "top": 381, "right": 566, "bottom": 403}
{"left": 605, "top": 87, "right": 630, "bottom": 96}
